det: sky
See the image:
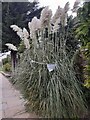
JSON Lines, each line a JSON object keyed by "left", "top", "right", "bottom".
{"left": 29, "top": 0, "right": 82, "bottom": 15}
{"left": 38, "top": 0, "right": 76, "bottom": 14}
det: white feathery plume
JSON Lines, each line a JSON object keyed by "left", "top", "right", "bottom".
{"left": 17, "top": 31, "right": 23, "bottom": 40}
{"left": 11, "top": 25, "right": 29, "bottom": 39}
{"left": 60, "top": 2, "right": 69, "bottom": 26}
{"left": 34, "top": 17, "right": 41, "bottom": 30}
{"left": 10, "top": 25, "right": 22, "bottom": 32}
{"left": 23, "top": 28, "right": 29, "bottom": 39}
{"left": 52, "top": 4, "right": 69, "bottom": 26}
{"left": 28, "top": 22, "right": 31, "bottom": 31}
{"left": 10, "top": 25, "right": 23, "bottom": 40}
{"left": 28, "top": 17, "right": 41, "bottom": 39}
{"left": 10, "top": 25, "right": 30, "bottom": 49}
{"left": 60, "top": 11, "right": 68, "bottom": 26}
{"left": 53, "top": 18, "right": 60, "bottom": 32}
{"left": 52, "top": 6, "right": 63, "bottom": 24}
{"left": 23, "top": 28, "right": 30, "bottom": 49}
{"left": 64, "top": 2, "right": 70, "bottom": 13}
{"left": 23, "top": 38, "right": 30, "bottom": 49}
{"left": 40, "top": 6, "right": 52, "bottom": 29}
{"left": 72, "top": 0, "right": 80, "bottom": 12}
{"left": 5, "top": 43, "right": 17, "bottom": 51}
{"left": 28, "top": 17, "right": 41, "bottom": 31}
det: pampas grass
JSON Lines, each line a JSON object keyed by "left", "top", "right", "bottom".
{"left": 12, "top": 26, "right": 87, "bottom": 118}
{"left": 11, "top": 5, "right": 87, "bottom": 118}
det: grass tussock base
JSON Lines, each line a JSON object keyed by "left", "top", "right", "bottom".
{"left": 12, "top": 48, "right": 87, "bottom": 118}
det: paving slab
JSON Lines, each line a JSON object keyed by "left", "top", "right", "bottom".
{"left": 0, "top": 73, "right": 38, "bottom": 118}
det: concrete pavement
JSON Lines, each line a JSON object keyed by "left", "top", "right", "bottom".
{"left": 0, "top": 73, "right": 38, "bottom": 118}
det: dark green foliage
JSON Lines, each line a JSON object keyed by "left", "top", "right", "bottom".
{"left": 18, "top": 41, "right": 26, "bottom": 53}
{"left": 75, "top": 2, "right": 90, "bottom": 88}
{"left": 3, "top": 62, "right": 11, "bottom": 72}
{"left": 72, "top": 49, "right": 84, "bottom": 83}
{"left": 2, "top": 1, "right": 43, "bottom": 52}
{"left": 75, "top": 2, "right": 90, "bottom": 46}
{"left": 2, "top": 56, "right": 11, "bottom": 72}
{"left": 74, "top": 2, "right": 90, "bottom": 115}
{"left": 2, "top": 55, "right": 11, "bottom": 65}
{"left": 66, "top": 16, "right": 79, "bottom": 58}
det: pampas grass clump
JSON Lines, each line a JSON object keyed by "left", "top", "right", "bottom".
{"left": 11, "top": 3, "right": 87, "bottom": 118}
{"left": 12, "top": 32, "right": 87, "bottom": 118}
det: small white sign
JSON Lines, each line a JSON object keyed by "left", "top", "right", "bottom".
{"left": 47, "top": 64, "right": 56, "bottom": 72}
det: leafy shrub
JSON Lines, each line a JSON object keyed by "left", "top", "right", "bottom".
{"left": 2, "top": 56, "right": 11, "bottom": 65}
{"left": 18, "top": 41, "right": 26, "bottom": 53}
{"left": 3, "top": 63, "right": 11, "bottom": 72}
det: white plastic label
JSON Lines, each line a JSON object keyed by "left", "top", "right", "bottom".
{"left": 47, "top": 64, "right": 56, "bottom": 72}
